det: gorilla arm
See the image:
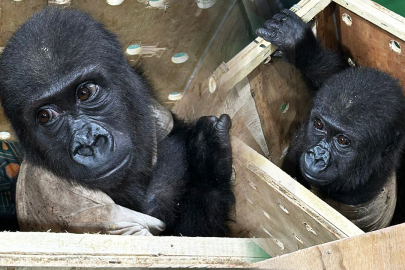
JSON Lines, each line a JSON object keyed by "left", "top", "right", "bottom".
{"left": 256, "top": 9, "right": 349, "bottom": 93}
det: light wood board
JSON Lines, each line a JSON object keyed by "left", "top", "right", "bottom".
{"left": 0, "top": 232, "right": 269, "bottom": 268}
{"left": 254, "top": 222, "right": 405, "bottom": 270}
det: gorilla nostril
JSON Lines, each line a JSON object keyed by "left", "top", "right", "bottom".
{"left": 94, "top": 135, "right": 108, "bottom": 147}
{"left": 76, "top": 146, "right": 93, "bottom": 156}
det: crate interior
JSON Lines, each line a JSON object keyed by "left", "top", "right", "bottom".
{"left": 1, "top": 0, "right": 404, "bottom": 266}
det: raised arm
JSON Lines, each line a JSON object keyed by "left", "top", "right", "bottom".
{"left": 256, "top": 9, "right": 349, "bottom": 94}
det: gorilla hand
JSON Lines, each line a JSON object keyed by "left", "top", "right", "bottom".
{"left": 256, "top": 9, "right": 318, "bottom": 65}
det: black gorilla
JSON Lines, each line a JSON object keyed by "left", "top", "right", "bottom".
{"left": 0, "top": 8, "right": 235, "bottom": 237}
{"left": 257, "top": 10, "right": 405, "bottom": 206}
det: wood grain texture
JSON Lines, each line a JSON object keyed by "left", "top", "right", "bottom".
{"left": 254, "top": 223, "right": 405, "bottom": 270}
{"left": 0, "top": 232, "right": 269, "bottom": 268}
{"left": 316, "top": 2, "right": 339, "bottom": 49}
{"left": 248, "top": 60, "right": 311, "bottom": 167}
{"left": 333, "top": 0, "right": 405, "bottom": 41}
{"left": 334, "top": 6, "right": 405, "bottom": 87}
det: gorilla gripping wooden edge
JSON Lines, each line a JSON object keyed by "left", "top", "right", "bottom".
{"left": 208, "top": 0, "right": 332, "bottom": 94}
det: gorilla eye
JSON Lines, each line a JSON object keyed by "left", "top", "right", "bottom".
{"left": 314, "top": 118, "right": 323, "bottom": 130}
{"left": 37, "top": 108, "right": 58, "bottom": 124}
{"left": 77, "top": 83, "right": 98, "bottom": 101}
{"left": 337, "top": 135, "right": 350, "bottom": 146}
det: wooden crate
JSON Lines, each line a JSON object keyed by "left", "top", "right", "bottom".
{"left": 0, "top": 0, "right": 404, "bottom": 268}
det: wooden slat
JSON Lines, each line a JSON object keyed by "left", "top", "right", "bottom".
{"left": 0, "top": 232, "right": 269, "bottom": 268}
{"left": 254, "top": 223, "right": 405, "bottom": 270}
{"left": 247, "top": 60, "right": 311, "bottom": 167}
{"left": 230, "top": 137, "right": 363, "bottom": 257}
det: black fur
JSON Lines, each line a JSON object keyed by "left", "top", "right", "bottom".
{"left": 0, "top": 8, "right": 234, "bottom": 236}
{"left": 257, "top": 10, "right": 405, "bottom": 205}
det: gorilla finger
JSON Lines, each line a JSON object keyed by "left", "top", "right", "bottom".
{"left": 256, "top": 28, "right": 277, "bottom": 42}
{"left": 281, "top": 9, "right": 296, "bottom": 17}
{"left": 272, "top": 13, "right": 288, "bottom": 22}
{"left": 264, "top": 19, "right": 282, "bottom": 30}
{"left": 217, "top": 114, "right": 232, "bottom": 130}
{"left": 272, "top": 50, "right": 284, "bottom": 58}
{"left": 197, "top": 115, "right": 215, "bottom": 124}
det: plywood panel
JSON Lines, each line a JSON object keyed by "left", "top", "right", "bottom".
{"left": 254, "top": 223, "right": 405, "bottom": 270}
{"left": 248, "top": 60, "right": 310, "bottom": 167}
{"left": 316, "top": 2, "right": 339, "bottom": 49}
{"left": 335, "top": 6, "right": 405, "bottom": 87}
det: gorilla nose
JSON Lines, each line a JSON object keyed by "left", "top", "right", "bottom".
{"left": 76, "top": 146, "right": 93, "bottom": 156}
{"left": 75, "top": 135, "right": 108, "bottom": 156}
{"left": 70, "top": 123, "right": 113, "bottom": 167}
{"left": 313, "top": 146, "right": 330, "bottom": 164}
{"left": 304, "top": 145, "right": 330, "bottom": 172}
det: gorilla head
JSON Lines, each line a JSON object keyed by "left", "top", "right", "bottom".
{"left": 0, "top": 8, "right": 155, "bottom": 190}
{"left": 301, "top": 67, "right": 405, "bottom": 192}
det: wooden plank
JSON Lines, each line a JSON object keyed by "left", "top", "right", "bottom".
{"left": 0, "top": 232, "right": 269, "bottom": 268}
{"left": 334, "top": 6, "right": 405, "bottom": 87}
{"left": 230, "top": 137, "right": 363, "bottom": 257}
{"left": 316, "top": 2, "right": 340, "bottom": 49}
{"left": 333, "top": 0, "right": 405, "bottom": 41}
{"left": 207, "top": 0, "right": 332, "bottom": 96}
{"left": 247, "top": 60, "right": 311, "bottom": 167}
{"left": 254, "top": 223, "right": 405, "bottom": 270}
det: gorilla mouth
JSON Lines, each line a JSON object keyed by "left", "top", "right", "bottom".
{"left": 94, "top": 153, "right": 132, "bottom": 180}
{"left": 301, "top": 169, "right": 333, "bottom": 186}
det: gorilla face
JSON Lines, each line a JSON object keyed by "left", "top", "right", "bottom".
{"left": 300, "top": 113, "right": 359, "bottom": 188}
{"left": 30, "top": 78, "right": 135, "bottom": 185}
{"left": 0, "top": 8, "right": 155, "bottom": 190}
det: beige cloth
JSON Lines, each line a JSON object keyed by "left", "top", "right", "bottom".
{"left": 16, "top": 101, "right": 173, "bottom": 235}
{"left": 16, "top": 162, "right": 166, "bottom": 235}
{"left": 312, "top": 172, "right": 397, "bottom": 232}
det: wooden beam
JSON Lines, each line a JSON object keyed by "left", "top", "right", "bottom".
{"left": 254, "top": 223, "right": 405, "bottom": 270}
{"left": 0, "top": 232, "right": 269, "bottom": 268}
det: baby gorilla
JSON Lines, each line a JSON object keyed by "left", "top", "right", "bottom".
{"left": 257, "top": 10, "right": 405, "bottom": 231}
{"left": 0, "top": 8, "right": 235, "bottom": 237}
